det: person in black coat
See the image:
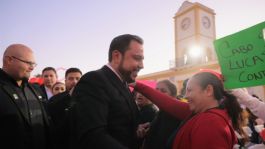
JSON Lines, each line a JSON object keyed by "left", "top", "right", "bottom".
{"left": 40, "top": 67, "right": 58, "bottom": 100}
{"left": 142, "top": 80, "right": 182, "bottom": 149}
{"left": 134, "top": 92, "right": 158, "bottom": 147}
{"left": 70, "top": 34, "right": 145, "bottom": 149}
{"left": 135, "top": 92, "right": 158, "bottom": 124}
{"left": 0, "top": 44, "right": 51, "bottom": 149}
{"left": 47, "top": 68, "right": 82, "bottom": 149}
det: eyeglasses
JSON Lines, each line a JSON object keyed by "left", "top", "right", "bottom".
{"left": 11, "top": 56, "right": 37, "bottom": 67}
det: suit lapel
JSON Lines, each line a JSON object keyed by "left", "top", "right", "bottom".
{"left": 1, "top": 84, "right": 31, "bottom": 125}
{"left": 28, "top": 84, "right": 50, "bottom": 126}
{"left": 101, "top": 66, "right": 138, "bottom": 121}
{"left": 40, "top": 85, "right": 48, "bottom": 100}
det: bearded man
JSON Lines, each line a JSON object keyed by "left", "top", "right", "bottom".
{"left": 71, "top": 34, "right": 145, "bottom": 149}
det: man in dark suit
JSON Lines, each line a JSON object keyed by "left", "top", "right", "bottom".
{"left": 40, "top": 67, "right": 58, "bottom": 100}
{"left": 0, "top": 44, "right": 51, "bottom": 149}
{"left": 71, "top": 34, "right": 144, "bottom": 149}
{"left": 47, "top": 67, "right": 82, "bottom": 149}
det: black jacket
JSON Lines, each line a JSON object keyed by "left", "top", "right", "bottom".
{"left": 40, "top": 84, "right": 48, "bottom": 100}
{"left": 143, "top": 111, "right": 181, "bottom": 149}
{"left": 0, "top": 69, "right": 51, "bottom": 149}
{"left": 47, "top": 91, "right": 72, "bottom": 149}
{"left": 71, "top": 66, "right": 139, "bottom": 149}
{"left": 138, "top": 104, "right": 157, "bottom": 124}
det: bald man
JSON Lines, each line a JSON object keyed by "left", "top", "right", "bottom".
{"left": 0, "top": 44, "right": 51, "bottom": 149}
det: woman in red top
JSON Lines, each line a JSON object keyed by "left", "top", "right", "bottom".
{"left": 132, "top": 72, "right": 244, "bottom": 149}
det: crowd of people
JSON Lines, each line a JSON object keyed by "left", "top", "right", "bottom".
{"left": 1, "top": 34, "right": 265, "bottom": 149}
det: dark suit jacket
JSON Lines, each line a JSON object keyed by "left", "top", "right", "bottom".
{"left": 0, "top": 69, "right": 51, "bottom": 149}
{"left": 143, "top": 111, "right": 181, "bottom": 149}
{"left": 71, "top": 65, "right": 139, "bottom": 149}
{"left": 47, "top": 91, "right": 72, "bottom": 149}
{"left": 40, "top": 85, "right": 48, "bottom": 100}
{"left": 138, "top": 104, "right": 157, "bottom": 124}
{"left": 48, "top": 91, "right": 71, "bottom": 125}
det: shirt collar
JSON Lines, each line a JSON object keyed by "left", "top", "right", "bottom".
{"left": 106, "top": 63, "right": 123, "bottom": 82}
{"left": 44, "top": 86, "right": 53, "bottom": 99}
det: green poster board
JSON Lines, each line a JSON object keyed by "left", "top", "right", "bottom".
{"left": 214, "top": 21, "right": 265, "bottom": 89}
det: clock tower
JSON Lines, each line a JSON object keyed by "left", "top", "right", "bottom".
{"left": 174, "top": 1, "right": 216, "bottom": 67}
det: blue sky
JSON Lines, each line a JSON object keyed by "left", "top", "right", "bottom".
{"left": 1, "top": 0, "right": 265, "bottom": 79}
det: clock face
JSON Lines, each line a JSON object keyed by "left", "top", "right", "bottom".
{"left": 202, "top": 16, "right": 211, "bottom": 29}
{"left": 181, "top": 17, "right": 191, "bottom": 30}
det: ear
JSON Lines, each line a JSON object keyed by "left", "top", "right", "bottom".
{"left": 205, "top": 84, "right": 214, "bottom": 97}
{"left": 4, "top": 56, "right": 12, "bottom": 65}
{"left": 112, "top": 50, "right": 122, "bottom": 64}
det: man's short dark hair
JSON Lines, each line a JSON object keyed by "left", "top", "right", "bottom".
{"left": 42, "top": 67, "right": 57, "bottom": 75}
{"left": 108, "top": 34, "right": 143, "bottom": 62}
{"left": 65, "top": 67, "right": 82, "bottom": 78}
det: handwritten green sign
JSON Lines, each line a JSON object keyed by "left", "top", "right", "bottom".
{"left": 214, "top": 21, "right": 265, "bottom": 89}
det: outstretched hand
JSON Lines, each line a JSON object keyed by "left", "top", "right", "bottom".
{"left": 231, "top": 88, "right": 249, "bottom": 98}
{"left": 231, "top": 88, "right": 250, "bottom": 104}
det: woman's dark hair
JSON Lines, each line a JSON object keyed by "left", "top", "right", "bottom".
{"left": 180, "top": 78, "right": 189, "bottom": 97}
{"left": 193, "top": 72, "right": 245, "bottom": 137}
{"left": 157, "top": 80, "right": 177, "bottom": 97}
{"left": 52, "top": 82, "right": 65, "bottom": 91}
